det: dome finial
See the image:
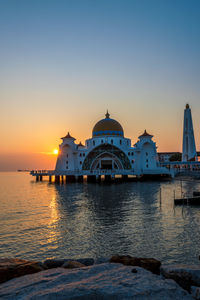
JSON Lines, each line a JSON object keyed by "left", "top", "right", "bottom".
{"left": 105, "top": 110, "right": 110, "bottom": 119}
{"left": 186, "top": 103, "right": 190, "bottom": 109}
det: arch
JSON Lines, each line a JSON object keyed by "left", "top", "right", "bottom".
{"left": 82, "top": 144, "right": 131, "bottom": 170}
{"left": 90, "top": 152, "right": 124, "bottom": 170}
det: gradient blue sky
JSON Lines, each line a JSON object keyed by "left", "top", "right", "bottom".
{"left": 0, "top": 0, "right": 200, "bottom": 170}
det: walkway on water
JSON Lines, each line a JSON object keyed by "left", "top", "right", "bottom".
{"left": 161, "top": 161, "right": 200, "bottom": 179}
{"left": 30, "top": 169, "right": 171, "bottom": 183}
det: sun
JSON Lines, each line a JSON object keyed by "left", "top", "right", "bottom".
{"left": 53, "top": 149, "right": 58, "bottom": 155}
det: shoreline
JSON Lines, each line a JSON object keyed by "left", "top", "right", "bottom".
{"left": 0, "top": 255, "right": 200, "bottom": 299}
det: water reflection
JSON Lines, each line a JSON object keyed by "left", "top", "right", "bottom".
{"left": 1, "top": 173, "right": 200, "bottom": 264}
{"left": 52, "top": 180, "right": 200, "bottom": 263}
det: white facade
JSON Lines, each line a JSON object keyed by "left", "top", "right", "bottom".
{"left": 182, "top": 104, "right": 197, "bottom": 162}
{"left": 55, "top": 112, "right": 170, "bottom": 176}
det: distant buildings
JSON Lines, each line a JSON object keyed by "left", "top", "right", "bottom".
{"left": 158, "top": 152, "right": 181, "bottom": 163}
{"left": 182, "top": 104, "right": 197, "bottom": 161}
{"left": 158, "top": 104, "right": 199, "bottom": 163}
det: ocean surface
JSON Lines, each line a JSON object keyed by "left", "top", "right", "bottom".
{"left": 0, "top": 172, "right": 200, "bottom": 264}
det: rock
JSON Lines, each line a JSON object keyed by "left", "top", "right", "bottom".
{"left": 191, "top": 286, "right": 200, "bottom": 300}
{"left": 76, "top": 258, "right": 94, "bottom": 266}
{"left": 161, "top": 264, "right": 200, "bottom": 292}
{"left": 0, "top": 258, "right": 44, "bottom": 284}
{"left": 0, "top": 263, "right": 192, "bottom": 299}
{"left": 43, "top": 259, "right": 67, "bottom": 269}
{"left": 62, "top": 260, "right": 86, "bottom": 269}
{"left": 94, "top": 257, "right": 109, "bottom": 264}
{"left": 43, "top": 258, "right": 94, "bottom": 269}
{"left": 131, "top": 268, "right": 137, "bottom": 273}
{"left": 110, "top": 255, "right": 161, "bottom": 274}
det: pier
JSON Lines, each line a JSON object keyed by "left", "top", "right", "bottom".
{"left": 161, "top": 161, "right": 200, "bottom": 178}
{"left": 30, "top": 169, "right": 171, "bottom": 183}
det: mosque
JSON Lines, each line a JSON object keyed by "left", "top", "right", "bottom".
{"left": 55, "top": 111, "right": 170, "bottom": 178}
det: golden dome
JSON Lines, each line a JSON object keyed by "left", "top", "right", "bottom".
{"left": 92, "top": 111, "right": 124, "bottom": 137}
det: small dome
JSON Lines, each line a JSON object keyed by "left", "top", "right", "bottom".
{"left": 139, "top": 129, "right": 153, "bottom": 139}
{"left": 92, "top": 111, "right": 124, "bottom": 137}
{"left": 61, "top": 132, "right": 75, "bottom": 140}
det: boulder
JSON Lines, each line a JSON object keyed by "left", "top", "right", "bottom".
{"left": 43, "top": 258, "right": 94, "bottom": 269}
{"left": 0, "top": 263, "right": 192, "bottom": 299}
{"left": 161, "top": 264, "right": 200, "bottom": 292}
{"left": 191, "top": 286, "right": 200, "bottom": 300}
{"left": 76, "top": 258, "right": 94, "bottom": 266}
{"left": 43, "top": 259, "right": 67, "bottom": 269}
{"left": 94, "top": 257, "right": 109, "bottom": 264}
{"left": 62, "top": 260, "right": 86, "bottom": 269}
{"left": 0, "top": 258, "right": 44, "bottom": 284}
{"left": 110, "top": 255, "right": 161, "bottom": 274}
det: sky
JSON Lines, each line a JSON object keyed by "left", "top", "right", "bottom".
{"left": 0, "top": 0, "right": 200, "bottom": 171}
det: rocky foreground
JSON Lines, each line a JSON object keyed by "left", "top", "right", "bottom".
{"left": 0, "top": 255, "right": 200, "bottom": 299}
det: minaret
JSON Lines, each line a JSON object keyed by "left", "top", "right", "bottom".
{"left": 182, "top": 104, "right": 197, "bottom": 161}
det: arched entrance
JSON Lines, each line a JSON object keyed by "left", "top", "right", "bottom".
{"left": 82, "top": 144, "right": 131, "bottom": 170}
{"left": 90, "top": 152, "right": 123, "bottom": 170}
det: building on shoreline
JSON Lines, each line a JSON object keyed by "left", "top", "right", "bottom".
{"left": 54, "top": 111, "right": 170, "bottom": 178}
{"left": 158, "top": 152, "right": 181, "bottom": 163}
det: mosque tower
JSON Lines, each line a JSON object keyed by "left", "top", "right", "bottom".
{"left": 182, "top": 104, "right": 197, "bottom": 161}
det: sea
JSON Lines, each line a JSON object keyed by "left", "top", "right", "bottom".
{"left": 0, "top": 172, "right": 200, "bottom": 265}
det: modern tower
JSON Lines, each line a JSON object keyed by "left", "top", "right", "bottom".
{"left": 182, "top": 104, "right": 197, "bottom": 161}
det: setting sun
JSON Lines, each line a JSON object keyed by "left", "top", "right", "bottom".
{"left": 53, "top": 149, "right": 58, "bottom": 155}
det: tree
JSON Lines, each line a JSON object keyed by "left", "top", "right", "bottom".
{"left": 169, "top": 153, "right": 182, "bottom": 162}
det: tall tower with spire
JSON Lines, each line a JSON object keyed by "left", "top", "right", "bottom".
{"left": 182, "top": 104, "right": 197, "bottom": 161}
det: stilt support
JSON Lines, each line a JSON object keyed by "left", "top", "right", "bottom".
{"left": 122, "top": 175, "right": 128, "bottom": 181}
{"left": 66, "top": 175, "right": 76, "bottom": 183}
{"left": 55, "top": 175, "right": 60, "bottom": 183}
{"left": 96, "top": 175, "right": 101, "bottom": 183}
{"left": 105, "top": 175, "right": 111, "bottom": 182}
{"left": 77, "top": 176, "right": 83, "bottom": 182}
{"left": 87, "top": 175, "right": 96, "bottom": 183}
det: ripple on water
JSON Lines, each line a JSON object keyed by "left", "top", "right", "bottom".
{"left": 0, "top": 173, "right": 200, "bottom": 263}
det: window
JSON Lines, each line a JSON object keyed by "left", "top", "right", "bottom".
{"left": 146, "top": 164, "right": 148, "bottom": 168}
{"left": 131, "top": 152, "right": 134, "bottom": 156}
{"left": 146, "top": 159, "right": 148, "bottom": 163}
{"left": 66, "top": 154, "right": 68, "bottom": 158}
{"left": 80, "top": 153, "right": 82, "bottom": 157}
{"left": 132, "top": 160, "right": 134, "bottom": 164}
{"left": 128, "top": 152, "right": 130, "bottom": 156}
{"left": 93, "top": 141, "right": 95, "bottom": 146}
{"left": 111, "top": 139, "right": 113, "bottom": 144}
{"left": 66, "top": 160, "right": 68, "bottom": 164}
{"left": 83, "top": 153, "right": 85, "bottom": 157}
{"left": 127, "top": 141, "right": 129, "bottom": 145}
{"left": 101, "top": 139, "right": 103, "bottom": 144}
{"left": 120, "top": 140, "right": 122, "bottom": 145}
{"left": 146, "top": 152, "right": 148, "bottom": 156}
{"left": 80, "top": 161, "right": 82, "bottom": 165}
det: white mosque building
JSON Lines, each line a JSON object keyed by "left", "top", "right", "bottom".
{"left": 55, "top": 111, "right": 170, "bottom": 178}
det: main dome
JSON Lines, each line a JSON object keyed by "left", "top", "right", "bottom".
{"left": 92, "top": 111, "right": 124, "bottom": 137}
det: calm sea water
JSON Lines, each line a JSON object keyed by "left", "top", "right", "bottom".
{"left": 0, "top": 172, "right": 200, "bottom": 264}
